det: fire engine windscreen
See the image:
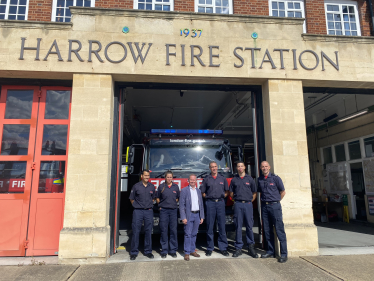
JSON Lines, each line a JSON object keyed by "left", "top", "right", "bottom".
{"left": 148, "top": 143, "right": 231, "bottom": 173}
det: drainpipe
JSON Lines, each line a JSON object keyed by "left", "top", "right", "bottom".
{"left": 368, "top": 0, "right": 374, "bottom": 36}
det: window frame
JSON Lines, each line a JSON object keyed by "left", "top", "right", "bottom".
{"left": 133, "top": 0, "right": 174, "bottom": 11}
{"left": 324, "top": 0, "right": 361, "bottom": 36}
{"left": 195, "top": 0, "right": 233, "bottom": 15}
{"left": 0, "top": 0, "right": 29, "bottom": 21}
{"left": 268, "top": 0, "right": 306, "bottom": 32}
{"left": 51, "top": 0, "right": 96, "bottom": 22}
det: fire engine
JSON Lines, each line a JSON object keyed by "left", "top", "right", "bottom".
{"left": 125, "top": 129, "right": 243, "bottom": 233}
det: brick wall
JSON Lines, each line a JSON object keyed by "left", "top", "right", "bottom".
{"left": 174, "top": 0, "right": 194, "bottom": 12}
{"left": 357, "top": 0, "right": 372, "bottom": 36}
{"left": 304, "top": 0, "right": 326, "bottom": 35}
{"left": 233, "top": 0, "right": 269, "bottom": 15}
{"left": 95, "top": 0, "right": 132, "bottom": 9}
{"left": 28, "top": 0, "right": 53, "bottom": 21}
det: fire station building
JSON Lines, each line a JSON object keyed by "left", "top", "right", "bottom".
{"left": 1, "top": 0, "right": 374, "bottom": 264}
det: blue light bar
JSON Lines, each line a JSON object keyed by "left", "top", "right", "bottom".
{"left": 150, "top": 129, "right": 223, "bottom": 135}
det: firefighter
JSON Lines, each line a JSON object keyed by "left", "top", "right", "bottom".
{"left": 200, "top": 161, "right": 229, "bottom": 257}
{"left": 257, "top": 161, "right": 288, "bottom": 263}
{"left": 156, "top": 170, "right": 180, "bottom": 258}
{"left": 229, "top": 161, "right": 258, "bottom": 258}
{"left": 129, "top": 170, "right": 155, "bottom": 261}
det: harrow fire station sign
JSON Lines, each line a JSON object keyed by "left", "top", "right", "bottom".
{"left": 19, "top": 38, "right": 339, "bottom": 72}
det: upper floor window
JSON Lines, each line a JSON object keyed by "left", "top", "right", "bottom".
{"left": 195, "top": 0, "right": 233, "bottom": 14}
{"left": 325, "top": 1, "right": 360, "bottom": 36}
{"left": 134, "top": 0, "right": 173, "bottom": 11}
{"left": 0, "top": 0, "right": 28, "bottom": 20}
{"left": 52, "top": 0, "right": 95, "bottom": 22}
{"left": 270, "top": 1, "right": 304, "bottom": 18}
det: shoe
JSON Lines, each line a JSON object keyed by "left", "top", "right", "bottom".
{"left": 184, "top": 254, "right": 190, "bottom": 261}
{"left": 248, "top": 245, "right": 259, "bottom": 258}
{"left": 278, "top": 256, "right": 288, "bottom": 263}
{"left": 221, "top": 250, "right": 229, "bottom": 257}
{"left": 160, "top": 254, "right": 167, "bottom": 259}
{"left": 205, "top": 250, "right": 212, "bottom": 256}
{"left": 130, "top": 255, "right": 137, "bottom": 260}
{"left": 232, "top": 249, "right": 242, "bottom": 258}
{"left": 146, "top": 253, "right": 154, "bottom": 259}
{"left": 261, "top": 253, "right": 275, "bottom": 259}
{"left": 169, "top": 253, "right": 177, "bottom": 258}
{"left": 190, "top": 252, "right": 200, "bottom": 258}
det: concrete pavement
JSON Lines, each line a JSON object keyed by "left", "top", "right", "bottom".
{"left": 1, "top": 254, "right": 374, "bottom": 281}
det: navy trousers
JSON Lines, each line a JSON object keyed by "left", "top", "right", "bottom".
{"left": 184, "top": 212, "right": 200, "bottom": 254}
{"left": 159, "top": 208, "right": 178, "bottom": 255}
{"left": 234, "top": 202, "right": 255, "bottom": 249}
{"left": 261, "top": 202, "right": 288, "bottom": 257}
{"left": 205, "top": 200, "right": 228, "bottom": 251}
{"left": 131, "top": 208, "right": 153, "bottom": 256}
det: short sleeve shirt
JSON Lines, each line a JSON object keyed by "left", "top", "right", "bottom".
{"left": 229, "top": 174, "right": 256, "bottom": 201}
{"left": 257, "top": 173, "right": 285, "bottom": 202}
{"left": 200, "top": 174, "right": 229, "bottom": 199}
{"left": 129, "top": 181, "right": 156, "bottom": 209}
{"left": 156, "top": 182, "right": 180, "bottom": 209}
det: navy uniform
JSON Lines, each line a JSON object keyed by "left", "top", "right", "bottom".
{"left": 156, "top": 182, "right": 180, "bottom": 257}
{"left": 229, "top": 174, "right": 258, "bottom": 257}
{"left": 200, "top": 174, "right": 229, "bottom": 253}
{"left": 257, "top": 173, "right": 287, "bottom": 258}
{"left": 129, "top": 181, "right": 156, "bottom": 257}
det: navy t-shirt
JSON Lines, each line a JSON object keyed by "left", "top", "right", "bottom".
{"left": 129, "top": 181, "right": 156, "bottom": 209}
{"left": 156, "top": 182, "right": 180, "bottom": 209}
{"left": 229, "top": 174, "right": 256, "bottom": 201}
{"left": 257, "top": 173, "right": 285, "bottom": 202}
{"left": 200, "top": 174, "right": 229, "bottom": 199}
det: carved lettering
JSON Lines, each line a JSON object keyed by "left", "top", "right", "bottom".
{"left": 127, "top": 42, "right": 152, "bottom": 64}
{"left": 19, "top": 37, "right": 41, "bottom": 61}
{"left": 43, "top": 39, "right": 63, "bottom": 61}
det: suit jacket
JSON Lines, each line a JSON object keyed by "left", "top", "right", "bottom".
{"left": 179, "top": 186, "right": 205, "bottom": 221}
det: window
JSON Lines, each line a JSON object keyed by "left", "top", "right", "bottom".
{"left": 0, "top": 0, "right": 28, "bottom": 20}
{"left": 195, "top": 0, "right": 232, "bottom": 14}
{"left": 323, "top": 147, "right": 333, "bottom": 164}
{"left": 270, "top": 1, "right": 303, "bottom": 18}
{"left": 52, "top": 0, "right": 95, "bottom": 22}
{"left": 334, "top": 144, "right": 346, "bottom": 162}
{"left": 134, "top": 0, "right": 173, "bottom": 11}
{"left": 325, "top": 1, "right": 360, "bottom": 36}
{"left": 364, "top": 136, "right": 374, "bottom": 158}
{"left": 348, "top": 140, "right": 361, "bottom": 160}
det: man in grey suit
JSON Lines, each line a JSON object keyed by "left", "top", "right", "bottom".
{"left": 179, "top": 174, "right": 205, "bottom": 261}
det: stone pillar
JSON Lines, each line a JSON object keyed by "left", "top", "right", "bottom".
{"left": 262, "top": 79, "right": 319, "bottom": 257}
{"left": 59, "top": 74, "right": 114, "bottom": 264}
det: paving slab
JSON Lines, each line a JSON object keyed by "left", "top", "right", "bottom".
{"left": 70, "top": 257, "right": 337, "bottom": 281}
{"left": 0, "top": 265, "right": 78, "bottom": 281}
{"left": 0, "top": 256, "right": 59, "bottom": 266}
{"left": 302, "top": 254, "right": 374, "bottom": 281}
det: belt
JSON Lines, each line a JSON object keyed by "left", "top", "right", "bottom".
{"left": 237, "top": 200, "right": 251, "bottom": 203}
{"left": 191, "top": 210, "right": 199, "bottom": 214}
{"left": 264, "top": 201, "right": 279, "bottom": 205}
{"left": 208, "top": 198, "right": 223, "bottom": 202}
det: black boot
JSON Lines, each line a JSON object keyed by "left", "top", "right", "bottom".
{"left": 232, "top": 249, "right": 242, "bottom": 258}
{"left": 248, "top": 245, "right": 258, "bottom": 258}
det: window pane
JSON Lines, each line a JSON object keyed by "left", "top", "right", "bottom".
{"left": 335, "top": 144, "right": 346, "bottom": 162}
{"left": 0, "top": 161, "right": 27, "bottom": 194}
{"left": 348, "top": 6, "right": 354, "bottom": 13}
{"left": 335, "top": 22, "right": 341, "bottom": 29}
{"left": 364, "top": 137, "right": 374, "bottom": 158}
{"left": 199, "top": 0, "right": 205, "bottom": 4}
{"left": 138, "top": 3, "right": 144, "bottom": 9}
{"left": 295, "top": 3, "right": 300, "bottom": 9}
{"left": 1, "top": 125, "right": 30, "bottom": 155}
{"left": 328, "top": 30, "right": 335, "bottom": 35}
{"left": 198, "top": 7, "right": 204, "bottom": 12}
{"left": 17, "top": 15, "right": 25, "bottom": 20}
{"left": 155, "top": 4, "right": 162, "bottom": 10}
{"left": 10, "top": 0, "right": 17, "bottom": 4}
{"left": 327, "top": 13, "right": 333, "bottom": 20}
{"left": 206, "top": 7, "right": 213, "bottom": 13}
{"left": 323, "top": 147, "right": 333, "bottom": 164}
{"left": 76, "top": 0, "right": 83, "bottom": 6}
{"left": 288, "top": 2, "right": 293, "bottom": 9}
{"left": 342, "top": 6, "right": 348, "bottom": 13}
{"left": 295, "top": 12, "right": 302, "bottom": 18}
{"left": 5, "top": 90, "right": 33, "bottom": 119}
{"left": 352, "top": 31, "right": 357, "bottom": 36}
{"left": 41, "top": 125, "right": 68, "bottom": 156}
{"left": 9, "top": 6, "right": 17, "bottom": 14}
{"left": 279, "top": 11, "right": 285, "bottom": 17}
{"left": 18, "top": 6, "right": 26, "bottom": 14}
{"left": 351, "top": 23, "right": 356, "bottom": 30}
{"left": 327, "top": 5, "right": 334, "bottom": 11}
{"left": 336, "top": 30, "right": 342, "bottom": 35}
{"left": 348, "top": 141, "right": 361, "bottom": 160}
{"left": 273, "top": 10, "right": 278, "bottom": 17}
{"left": 216, "top": 7, "right": 221, "bottom": 13}
{"left": 272, "top": 2, "right": 277, "bottom": 9}
{"left": 163, "top": 5, "right": 170, "bottom": 11}
{"left": 38, "top": 161, "right": 65, "bottom": 193}
{"left": 288, "top": 11, "right": 294, "bottom": 17}
{"left": 328, "top": 22, "right": 334, "bottom": 29}
{"left": 279, "top": 2, "right": 284, "bottom": 9}
{"left": 84, "top": 0, "right": 91, "bottom": 7}
{"left": 206, "top": 0, "right": 212, "bottom": 4}
{"left": 222, "top": 0, "right": 228, "bottom": 7}
{"left": 215, "top": 0, "right": 221, "bottom": 5}
{"left": 146, "top": 4, "right": 152, "bottom": 9}
{"left": 20, "top": 0, "right": 27, "bottom": 5}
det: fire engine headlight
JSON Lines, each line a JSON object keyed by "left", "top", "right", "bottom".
{"left": 225, "top": 215, "right": 233, "bottom": 224}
